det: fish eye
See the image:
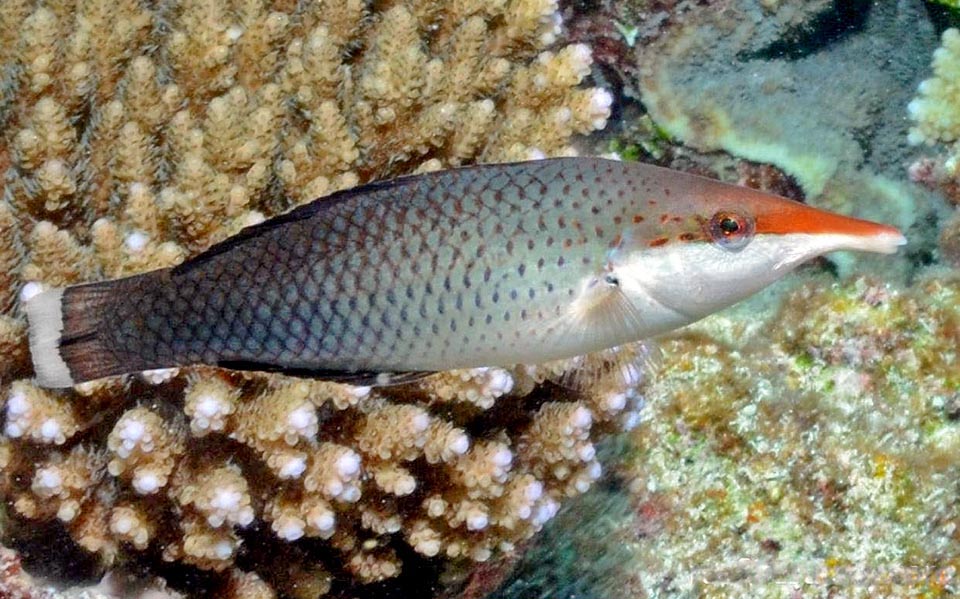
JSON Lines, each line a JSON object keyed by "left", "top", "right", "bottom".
{"left": 708, "top": 211, "right": 754, "bottom": 251}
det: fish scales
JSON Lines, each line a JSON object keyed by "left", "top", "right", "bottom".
{"left": 93, "top": 160, "right": 630, "bottom": 376}
{"left": 26, "top": 157, "right": 907, "bottom": 387}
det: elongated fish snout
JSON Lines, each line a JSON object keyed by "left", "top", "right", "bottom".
{"left": 751, "top": 196, "right": 907, "bottom": 256}
{"left": 787, "top": 221, "right": 907, "bottom": 258}
{"left": 629, "top": 188, "right": 909, "bottom": 322}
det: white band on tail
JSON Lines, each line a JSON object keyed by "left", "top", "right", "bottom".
{"left": 25, "top": 288, "right": 75, "bottom": 388}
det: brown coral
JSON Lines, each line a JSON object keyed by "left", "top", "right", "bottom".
{"left": 0, "top": 0, "right": 622, "bottom": 596}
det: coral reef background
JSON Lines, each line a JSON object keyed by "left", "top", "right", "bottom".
{"left": 3, "top": 0, "right": 960, "bottom": 598}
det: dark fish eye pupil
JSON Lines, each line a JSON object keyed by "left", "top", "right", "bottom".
{"left": 709, "top": 211, "right": 754, "bottom": 251}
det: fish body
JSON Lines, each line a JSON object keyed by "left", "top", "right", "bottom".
{"left": 27, "top": 158, "right": 906, "bottom": 388}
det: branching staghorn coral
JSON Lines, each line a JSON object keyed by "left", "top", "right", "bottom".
{"left": 0, "top": 0, "right": 619, "bottom": 596}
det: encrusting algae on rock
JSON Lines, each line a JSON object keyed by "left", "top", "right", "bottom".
{"left": 0, "top": 0, "right": 624, "bottom": 596}
{"left": 621, "top": 275, "right": 960, "bottom": 598}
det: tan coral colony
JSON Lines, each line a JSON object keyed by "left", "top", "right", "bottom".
{"left": 0, "top": 0, "right": 635, "bottom": 596}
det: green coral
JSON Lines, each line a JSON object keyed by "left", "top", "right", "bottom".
{"left": 621, "top": 275, "right": 960, "bottom": 598}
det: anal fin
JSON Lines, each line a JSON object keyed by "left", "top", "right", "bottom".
{"left": 556, "top": 341, "right": 660, "bottom": 392}
{"left": 215, "top": 360, "right": 433, "bottom": 387}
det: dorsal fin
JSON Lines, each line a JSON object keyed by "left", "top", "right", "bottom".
{"left": 172, "top": 175, "right": 416, "bottom": 276}
{"left": 171, "top": 159, "right": 563, "bottom": 276}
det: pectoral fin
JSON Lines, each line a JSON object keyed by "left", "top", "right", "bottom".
{"left": 523, "top": 267, "right": 656, "bottom": 390}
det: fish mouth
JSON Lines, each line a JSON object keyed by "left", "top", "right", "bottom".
{"left": 839, "top": 229, "right": 908, "bottom": 255}
{"left": 769, "top": 229, "right": 907, "bottom": 272}
{"left": 755, "top": 200, "right": 907, "bottom": 255}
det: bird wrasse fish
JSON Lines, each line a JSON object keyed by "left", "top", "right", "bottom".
{"left": 26, "top": 158, "right": 906, "bottom": 388}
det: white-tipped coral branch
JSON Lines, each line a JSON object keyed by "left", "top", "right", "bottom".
{"left": 109, "top": 504, "right": 155, "bottom": 551}
{"left": 421, "top": 367, "right": 515, "bottom": 410}
{"left": 107, "top": 407, "right": 185, "bottom": 495}
{"left": 167, "top": 514, "right": 242, "bottom": 572}
{"left": 909, "top": 28, "right": 960, "bottom": 147}
{"left": 4, "top": 380, "right": 81, "bottom": 445}
{"left": 183, "top": 374, "right": 239, "bottom": 436}
{"left": 356, "top": 405, "right": 430, "bottom": 461}
{"left": 303, "top": 443, "right": 363, "bottom": 503}
{"left": 265, "top": 490, "right": 337, "bottom": 542}
{"left": 24, "top": 445, "right": 103, "bottom": 523}
{"left": 173, "top": 463, "right": 255, "bottom": 529}
{"left": 450, "top": 440, "right": 513, "bottom": 498}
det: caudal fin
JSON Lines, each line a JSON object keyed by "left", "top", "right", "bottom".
{"left": 26, "top": 281, "right": 126, "bottom": 388}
